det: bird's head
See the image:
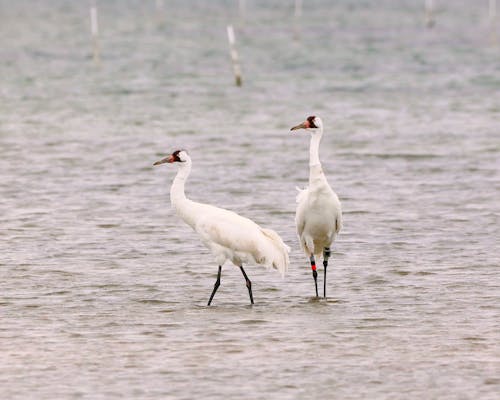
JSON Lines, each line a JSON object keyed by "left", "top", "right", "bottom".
{"left": 153, "top": 149, "right": 189, "bottom": 166}
{"left": 290, "top": 115, "right": 323, "bottom": 133}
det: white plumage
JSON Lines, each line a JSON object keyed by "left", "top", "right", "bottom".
{"left": 154, "top": 150, "right": 289, "bottom": 305}
{"left": 291, "top": 116, "right": 342, "bottom": 298}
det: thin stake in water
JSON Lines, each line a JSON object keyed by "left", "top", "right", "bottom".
{"left": 425, "top": 0, "right": 435, "bottom": 28}
{"left": 90, "top": 1, "right": 100, "bottom": 65}
{"left": 227, "top": 25, "right": 243, "bottom": 87}
{"left": 294, "top": 0, "right": 303, "bottom": 41}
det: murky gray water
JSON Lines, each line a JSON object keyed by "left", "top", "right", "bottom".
{"left": 1, "top": 1, "right": 499, "bottom": 398}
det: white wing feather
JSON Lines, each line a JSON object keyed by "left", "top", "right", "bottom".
{"left": 192, "top": 204, "right": 289, "bottom": 276}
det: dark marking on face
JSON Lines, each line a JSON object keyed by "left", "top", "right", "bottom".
{"left": 172, "top": 150, "right": 183, "bottom": 162}
{"left": 307, "top": 116, "right": 317, "bottom": 128}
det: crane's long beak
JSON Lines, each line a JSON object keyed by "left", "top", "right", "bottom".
{"left": 153, "top": 155, "right": 174, "bottom": 166}
{"left": 290, "top": 121, "right": 308, "bottom": 131}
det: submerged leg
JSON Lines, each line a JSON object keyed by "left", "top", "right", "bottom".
{"left": 323, "top": 247, "right": 331, "bottom": 298}
{"left": 239, "top": 266, "right": 254, "bottom": 305}
{"left": 207, "top": 265, "right": 222, "bottom": 306}
{"left": 310, "top": 254, "right": 318, "bottom": 298}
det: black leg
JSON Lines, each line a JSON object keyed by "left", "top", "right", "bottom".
{"left": 323, "top": 247, "right": 331, "bottom": 298}
{"left": 239, "top": 266, "right": 254, "bottom": 305}
{"left": 207, "top": 265, "right": 222, "bottom": 306}
{"left": 310, "top": 255, "right": 318, "bottom": 298}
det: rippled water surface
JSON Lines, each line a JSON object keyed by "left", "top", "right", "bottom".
{"left": 1, "top": 1, "right": 499, "bottom": 399}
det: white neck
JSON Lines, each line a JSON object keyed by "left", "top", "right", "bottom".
{"left": 309, "top": 128, "right": 323, "bottom": 167}
{"left": 169, "top": 158, "right": 202, "bottom": 230}
{"left": 170, "top": 159, "right": 191, "bottom": 209}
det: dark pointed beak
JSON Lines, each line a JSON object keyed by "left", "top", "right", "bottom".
{"left": 153, "top": 155, "right": 174, "bottom": 166}
{"left": 290, "top": 121, "right": 309, "bottom": 131}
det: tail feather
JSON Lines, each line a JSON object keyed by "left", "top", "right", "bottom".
{"left": 260, "top": 228, "right": 290, "bottom": 278}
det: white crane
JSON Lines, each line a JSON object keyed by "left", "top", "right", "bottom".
{"left": 290, "top": 116, "right": 342, "bottom": 298}
{"left": 153, "top": 150, "right": 290, "bottom": 305}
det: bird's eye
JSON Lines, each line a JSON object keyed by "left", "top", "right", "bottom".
{"left": 305, "top": 116, "right": 317, "bottom": 128}
{"left": 172, "top": 150, "right": 183, "bottom": 162}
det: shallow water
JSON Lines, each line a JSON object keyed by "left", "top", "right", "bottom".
{"left": 1, "top": 1, "right": 499, "bottom": 399}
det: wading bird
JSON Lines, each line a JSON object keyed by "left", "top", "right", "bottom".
{"left": 290, "top": 116, "right": 342, "bottom": 298}
{"left": 153, "top": 150, "right": 289, "bottom": 305}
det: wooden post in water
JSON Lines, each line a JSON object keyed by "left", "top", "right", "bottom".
{"left": 425, "top": 0, "right": 435, "bottom": 28}
{"left": 90, "top": 1, "right": 100, "bottom": 65}
{"left": 294, "top": 0, "right": 303, "bottom": 41}
{"left": 489, "top": 0, "right": 498, "bottom": 45}
{"left": 226, "top": 25, "right": 243, "bottom": 87}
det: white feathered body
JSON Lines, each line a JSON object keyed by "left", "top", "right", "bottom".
{"left": 170, "top": 161, "right": 289, "bottom": 277}
{"left": 296, "top": 164, "right": 342, "bottom": 257}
